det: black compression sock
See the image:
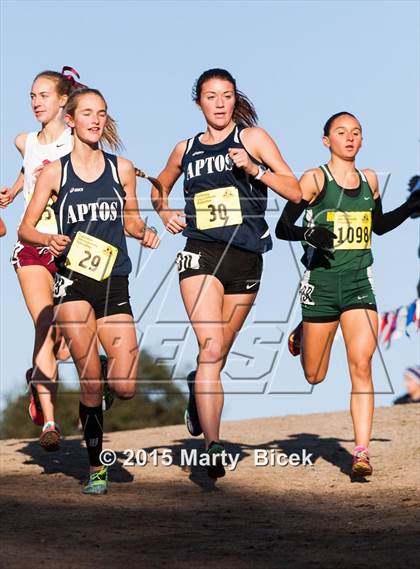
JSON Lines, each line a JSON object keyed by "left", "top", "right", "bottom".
{"left": 79, "top": 402, "right": 103, "bottom": 467}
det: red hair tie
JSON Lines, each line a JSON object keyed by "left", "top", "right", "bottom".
{"left": 61, "top": 66, "right": 86, "bottom": 89}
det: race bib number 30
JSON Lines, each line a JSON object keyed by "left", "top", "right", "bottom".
{"left": 65, "top": 231, "right": 118, "bottom": 281}
{"left": 194, "top": 186, "right": 243, "bottom": 230}
{"left": 331, "top": 211, "right": 372, "bottom": 250}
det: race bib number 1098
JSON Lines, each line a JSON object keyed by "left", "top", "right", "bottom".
{"left": 330, "top": 211, "right": 372, "bottom": 250}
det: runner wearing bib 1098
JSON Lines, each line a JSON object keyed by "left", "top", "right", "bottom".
{"left": 19, "top": 88, "right": 160, "bottom": 495}
{"left": 152, "top": 68, "right": 301, "bottom": 479}
{"left": 276, "top": 111, "right": 420, "bottom": 478}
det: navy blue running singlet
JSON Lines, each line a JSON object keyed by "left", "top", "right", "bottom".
{"left": 181, "top": 125, "right": 272, "bottom": 254}
{"left": 53, "top": 152, "right": 132, "bottom": 276}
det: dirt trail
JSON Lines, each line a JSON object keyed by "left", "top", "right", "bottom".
{"left": 1, "top": 405, "right": 419, "bottom": 568}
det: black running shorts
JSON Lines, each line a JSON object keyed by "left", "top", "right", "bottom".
{"left": 177, "top": 238, "right": 263, "bottom": 294}
{"left": 53, "top": 270, "right": 133, "bottom": 319}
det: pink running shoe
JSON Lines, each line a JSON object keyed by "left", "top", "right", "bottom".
{"left": 288, "top": 322, "right": 303, "bottom": 357}
{"left": 352, "top": 446, "right": 373, "bottom": 476}
{"left": 26, "top": 368, "right": 44, "bottom": 426}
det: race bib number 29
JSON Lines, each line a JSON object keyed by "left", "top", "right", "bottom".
{"left": 194, "top": 186, "right": 243, "bottom": 230}
{"left": 65, "top": 231, "right": 117, "bottom": 281}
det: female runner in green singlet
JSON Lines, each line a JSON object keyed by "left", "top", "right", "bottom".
{"left": 276, "top": 112, "right": 420, "bottom": 477}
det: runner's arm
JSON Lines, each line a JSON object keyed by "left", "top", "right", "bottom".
{"left": 0, "top": 131, "right": 27, "bottom": 206}
{"left": 18, "top": 161, "right": 67, "bottom": 251}
{"left": 276, "top": 169, "right": 336, "bottom": 248}
{"left": 119, "top": 157, "right": 159, "bottom": 248}
{"left": 238, "top": 127, "right": 301, "bottom": 203}
{"left": 364, "top": 170, "right": 420, "bottom": 235}
{"left": 152, "top": 140, "right": 188, "bottom": 234}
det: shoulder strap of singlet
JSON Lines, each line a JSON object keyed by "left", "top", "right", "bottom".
{"left": 320, "top": 164, "right": 333, "bottom": 182}
{"left": 232, "top": 125, "right": 241, "bottom": 144}
{"left": 102, "top": 152, "right": 122, "bottom": 185}
{"left": 59, "top": 154, "right": 70, "bottom": 189}
{"left": 356, "top": 168, "right": 367, "bottom": 183}
{"left": 184, "top": 137, "right": 195, "bottom": 156}
{"left": 181, "top": 135, "right": 201, "bottom": 166}
{"left": 23, "top": 132, "right": 38, "bottom": 158}
{"left": 55, "top": 157, "right": 67, "bottom": 234}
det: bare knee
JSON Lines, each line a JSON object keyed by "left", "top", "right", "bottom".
{"left": 198, "top": 338, "right": 225, "bottom": 365}
{"left": 303, "top": 368, "right": 327, "bottom": 385}
{"left": 349, "top": 358, "right": 372, "bottom": 380}
{"left": 113, "top": 382, "right": 136, "bottom": 400}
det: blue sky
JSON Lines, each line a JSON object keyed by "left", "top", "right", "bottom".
{"left": 0, "top": 0, "right": 418, "bottom": 420}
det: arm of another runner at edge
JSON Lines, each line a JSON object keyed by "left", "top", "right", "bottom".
{"left": 240, "top": 127, "right": 301, "bottom": 203}
{"left": 18, "top": 161, "right": 61, "bottom": 247}
{"left": 12, "top": 133, "right": 27, "bottom": 198}
{"left": 0, "top": 170, "right": 24, "bottom": 207}
{"left": 0, "top": 132, "right": 27, "bottom": 206}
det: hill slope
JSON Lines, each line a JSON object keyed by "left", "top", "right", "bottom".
{"left": 1, "top": 405, "right": 419, "bottom": 568}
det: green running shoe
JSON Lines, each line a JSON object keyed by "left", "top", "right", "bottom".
{"left": 206, "top": 441, "right": 226, "bottom": 479}
{"left": 100, "top": 355, "right": 114, "bottom": 411}
{"left": 83, "top": 466, "right": 108, "bottom": 495}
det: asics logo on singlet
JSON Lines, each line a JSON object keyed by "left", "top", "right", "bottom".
{"left": 69, "top": 187, "right": 84, "bottom": 193}
{"left": 192, "top": 151, "right": 204, "bottom": 156}
{"left": 186, "top": 152, "right": 233, "bottom": 180}
{"left": 67, "top": 201, "right": 119, "bottom": 223}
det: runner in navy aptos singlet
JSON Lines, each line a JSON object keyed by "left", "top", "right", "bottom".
{"left": 152, "top": 68, "right": 301, "bottom": 478}
{"left": 19, "top": 88, "right": 159, "bottom": 495}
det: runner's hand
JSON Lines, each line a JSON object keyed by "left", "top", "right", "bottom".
{"left": 160, "top": 210, "right": 186, "bottom": 234}
{"left": 228, "top": 148, "right": 258, "bottom": 176}
{"left": 406, "top": 188, "right": 420, "bottom": 211}
{"left": 48, "top": 234, "right": 71, "bottom": 257}
{"left": 33, "top": 160, "right": 51, "bottom": 180}
{"left": 304, "top": 226, "right": 336, "bottom": 249}
{"left": 0, "top": 187, "right": 13, "bottom": 208}
{"left": 141, "top": 227, "right": 160, "bottom": 249}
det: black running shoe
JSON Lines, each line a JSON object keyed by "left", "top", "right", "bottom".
{"left": 206, "top": 441, "right": 226, "bottom": 479}
{"left": 184, "top": 370, "right": 202, "bottom": 437}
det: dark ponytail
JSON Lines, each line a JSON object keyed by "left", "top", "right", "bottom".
{"left": 192, "top": 68, "right": 258, "bottom": 128}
